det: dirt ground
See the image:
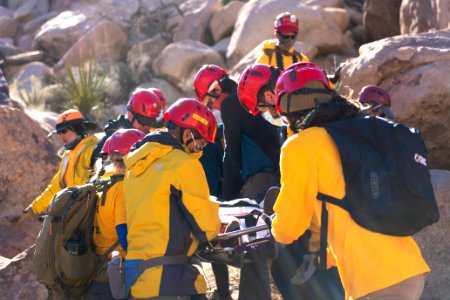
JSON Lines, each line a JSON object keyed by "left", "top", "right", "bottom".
{"left": 202, "top": 263, "right": 282, "bottom": 300}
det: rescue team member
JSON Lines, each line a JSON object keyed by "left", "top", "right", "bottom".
{"left": 194, "top": 64, "right": 281, "bottom": 300}
{"left": 359, "top": 84, "right": 396, "bottom": 119}
{"left": 238, "top": 63, "right": 343, "bottom": 300}
{"left": 85, "top": 129, "right": 145, "bottom": 300}
{"left": 92, "top": 88, "right": 164, "bottom": 163}
{"left": 256, "top": 12, "right": 309, "bottom": 70}
{"left": 271, "top": 62, "right": 430, "bottom": 300}
{"left": 23, "top": 109, "right": 98, "bottom": 214}
{"left": 124, "top": 98, "right": 221, "bottom": 299}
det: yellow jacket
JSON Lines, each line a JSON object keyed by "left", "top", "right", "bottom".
{"left": 255, "top": 39, "right": 309, "bottom": 69}
{"left": 93, "top": 170, "right": 126, "bottom": 257}
{"left": 271, "top": 127, "right": 430, "bottom": 299}
{"left": 124, "top": 131, "right": 220, "bottom": 298}
{"left": 30, "top": 135, "right": 98, "bottom": 214}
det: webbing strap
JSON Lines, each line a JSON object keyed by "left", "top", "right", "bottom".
{"left": 137, "top": 255, "right": 199, "bottom": 274}
{"left": 319, "top": 200, "right": 328, "bottom": 271}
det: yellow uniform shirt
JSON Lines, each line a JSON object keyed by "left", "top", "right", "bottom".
{"left": 31, "top": 135, "right": 98, "bottom": 214}
{"left": 93, "top": 171, "right": 126, "bottom": 257}
{"left": 255, "top": 39, "right": 309, "bottom": 69}
{"left": 272, "top": 127, "right": 430, "bottom": 299}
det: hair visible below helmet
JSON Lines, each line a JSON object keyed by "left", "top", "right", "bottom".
{"left": 359, "top": 85, "right": 391, "bottom": 106}
{"left": 100, "top": 128, "right": 145, "bottom": 157}
{"left": 164, "top": 98, "right": 217, "bottom": 143}
{"left": 275, "top": 62, "right": 332, "bottom": 114}
{"left": 238, "top": 64, "right": 279, "bottom": 116}
{"left": 127, "top": 89, "right": 162, "bottom": 120}
{"left": 193, "top": 65, "right": 227, "bottom": 100}
{"left": 147, "top": 88, "right": 167, "bottom": 109}
{"left": 274, "top": 12, "right": 299, "bottom": 34}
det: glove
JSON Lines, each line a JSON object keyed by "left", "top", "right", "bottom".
{"left": 290, "top": 253, "right": 318, "bottom": 285}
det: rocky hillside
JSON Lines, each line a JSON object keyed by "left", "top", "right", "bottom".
{"left": 0, "top": 0, "right": 449, "bottom": 299}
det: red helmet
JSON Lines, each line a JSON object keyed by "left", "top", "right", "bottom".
{"left": 275, "top": 62, "right": 331, "bottom": 113}
{"left": 101, "top": 128, "right": 145, "bottom": 157}
{"left": 359, "top": 85, "right": 395, "bottom": 118}
{"left": 193, "top": 64, "right": 227, "bottom": 100}
{"left": 127, "top": 89, "right": 162, "bottom": 124}
{"left": 164, "top": 98, "right": 217, "bottom": 143}
{"left": 148, "top": 88, "right": 167, "bottom": 110}
{"left": 238, "top": 64, "right": 277, "bottom": 116}
{"left": 359, "top": 85, "right": 391, "bottom": 106}
{"left": 274, "top": 12, "right": 298, "bottom": 34}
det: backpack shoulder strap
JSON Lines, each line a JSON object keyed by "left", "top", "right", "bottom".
{"left": 274, "top": 46, "right": 284, "bottom": 70}
{"left": 263, "top": 48, "right": 275, "bottom": 66}
{"left": 292, "top": 49, "right": 303, "bottom": 63}
{"left": 100, "top": 174, "right": 125, "bottom": 206}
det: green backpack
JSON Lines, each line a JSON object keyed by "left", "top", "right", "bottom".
{"left": 32, "top": 174, "right": 124, "bottom": 297}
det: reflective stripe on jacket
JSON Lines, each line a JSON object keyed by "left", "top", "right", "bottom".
{"left": 30, "top": 134, "right": 98, "bottom": 214}
{"left": 271, "top": 127, "right": 429, "bottom": 299}
{"left": 124, "top": 131, "right": 220, "bottom": 298}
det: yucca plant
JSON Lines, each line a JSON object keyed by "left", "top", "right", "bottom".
{"left": 52, "top": 62, "right": 106, "bottom": 116}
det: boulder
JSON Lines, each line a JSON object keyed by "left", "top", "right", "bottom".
{"left": 127, "top": 34, "right": 169, "bottom": 83}
{"left": 212, "top": 37, "right": 231, "bottom": 61}
{"left": 0, "top": 245, "right": 48, "bottom": 300}
{"left": 227, "top": 0, "right": 346, "bottom": 67}
{"left": 415, "top": 169, "right": 450, "bottom": 299}
{"left": 300, "top": 0, "right": 344, "bottom": 8}
{"left": 9, "top": 61, "right": 52, "bottom": 94}
{"left": 363, "top": 0, "right": 402, "bottom": 41}
{"left": 340, "top": 29, "right": 450, "bottom": 169}
{"left": 33, "top": 11, "right": 99, "bottom": 62}
{"left": 152, "top": 40, "right": 225, "bottom": 92}
{"left": 0, "top": 106, "right": 59, "bottom": 258}
{"left": 210, "top": 1, "right": 244, "bottom": 43}
{"left": 55, "top": 21, "right": 128, "bottom": 68}
{"left": 22, "top": 11, "right": 58, "bottom": 35}
{"left": 173, "top": 0, "right": 220, "bottom": 44}
{"left": 0, "top": 16, "right": 18, "bottom": 38}
{"left": 400, "top": 0, "right": 450, "bottom": 35}
{"left": 12, "top": 0, "right": 37, "bottom": 22}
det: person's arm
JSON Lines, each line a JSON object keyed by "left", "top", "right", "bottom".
{"left": 113, "top": 182, "right": 128, "bottom": 251}
{"left": 176, "top": 158, "right": 221, "bottom": 243}
{"left": 221, "top": 96, "right": 244, "bottom": 200}
{"left": 29, "top": 163, "right": 64, "bottom": 214}
{"left": 271, "top": 141, "right": 317, "bottom": 244}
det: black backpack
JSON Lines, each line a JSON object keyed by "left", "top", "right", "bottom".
{"left": 316, "top": 117, "right": 439, "bottom": 269}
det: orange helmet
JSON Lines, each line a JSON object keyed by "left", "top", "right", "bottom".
{"left": 193, "top": 65, "right": 227, "bottom": 100}
{"left": 238, "top": 64, "right": 280, "bottom": 116}
{"left": 275, "top": 62, "right": 332, "bottom": 114}
{"left": 50, "top": 109, "right": 97, "bottom": 135}
{"left": 274, "top": 12, "right": 298, "bottom": 34}
{"left": 164, "top": 98, "right": 217, "bottom": 143}
{"left": 100, "top": 128, "right": 145, "bottom": 157}
{"left": 127, "top": 89, "right": 162, "bottom": 125}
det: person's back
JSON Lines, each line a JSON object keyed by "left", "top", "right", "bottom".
{"left": 271, "top": 62, "right": 430, "bottom": 300}
{"left": 123, "top": 99, "right": 220, "bottom": 299}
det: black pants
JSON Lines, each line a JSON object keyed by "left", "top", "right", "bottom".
{"left": 211, "top": 263, "right": 230, "bottom": 298}
{"left": 238, "top": 248, "right": 271, "bottom": 300}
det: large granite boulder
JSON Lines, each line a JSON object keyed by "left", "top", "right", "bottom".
{"left": 340, "top": 29, "right": 450, "bottom": 169}
{"left": 0, "top": 106, "right": 59, "bottom": 258}
{"left": 152, "top": 40, "right": 225, "bottom": 92}
{"left": 415, "top": 169, "right": 450, "bottom": 299}
{"left": 400, "top": 0, "right": 450, "bottom": 35}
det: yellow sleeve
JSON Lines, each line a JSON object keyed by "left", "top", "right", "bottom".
{"left": 30, "top": 163, "right": 63, "bottom": 214}
{"left": 113, "top": 182, "right": 127, "bottom": 226}
{"left": 271, "top": 140, "right": 317, "bottom": 244}
{"left": 255, "top": 51, "right": 270, "bottom": 65}
{"left": 77, "top": 136, "right": 98, "bottom": 184}
{"left": 176, "top": 158, "right": 221, "bottom": 242}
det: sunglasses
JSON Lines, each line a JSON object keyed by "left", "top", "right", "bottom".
{"left": 57, "top": 128, "right": 69, "bottom": 134}
{"left": 278, "top": 32, "right": 297, "bottom": 40}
